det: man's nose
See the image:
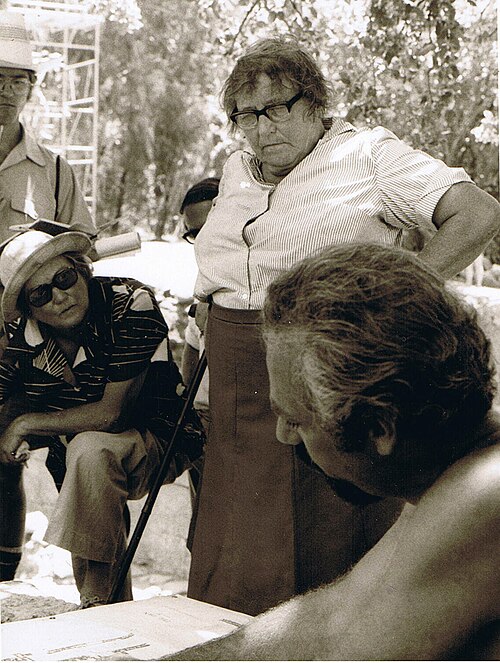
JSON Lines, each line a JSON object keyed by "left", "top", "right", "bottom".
{"left": 0, "top": 85, "right": 15, "bottom": 97}
{"left": 276, "top": 417, "right": 302, "bottom": 446}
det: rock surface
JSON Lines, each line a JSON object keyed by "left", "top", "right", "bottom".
{"left": 1, "top": 593, "right": 77, "bottom": 622}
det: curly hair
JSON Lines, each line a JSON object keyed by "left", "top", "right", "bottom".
{"left": 263, "top": 243, "right": 496, "bottom": 465}
{"left": 222, "top": 36, "right": 332, "bottom": 122}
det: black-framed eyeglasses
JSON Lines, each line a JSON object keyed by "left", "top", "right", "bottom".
{"left": 0, "top": 76, "right": 32, "bottom": 96}
{"left": 182, "top": 228, "right": 200, "bottom": 244}
{"left": 26, "top": 267, "right": 79, "bottom": 308}
{"left": 230, "top": 91, "right": 304, "bottom": 130}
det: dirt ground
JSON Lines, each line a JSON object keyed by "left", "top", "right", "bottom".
{"left": 1, "top": 447, "right": 193, "bottom": 622}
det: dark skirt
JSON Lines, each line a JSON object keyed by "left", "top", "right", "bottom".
{"left": 187, "top": 304, "right": 403, "bottom": 616}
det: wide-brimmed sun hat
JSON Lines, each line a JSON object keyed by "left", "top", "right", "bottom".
{"left": 0, "top": 11, "right": 35, "bottom": 72}
{"left": 0, "top": 230, "right": 92, "bottom": 322}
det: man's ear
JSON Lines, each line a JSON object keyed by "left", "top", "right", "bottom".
{"left": 373, "top": 432, "right": 396, "bottom": 456}
{"left": 368, "top": 415, "right": 397, "bottom": 457}
{"left": 340, "top": 400, "right": 397, "bottom": 455}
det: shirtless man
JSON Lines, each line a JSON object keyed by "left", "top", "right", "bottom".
{"left": 169, "top": 243, "right": 499, "bottom": 660}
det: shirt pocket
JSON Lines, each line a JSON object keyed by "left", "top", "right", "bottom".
{"left": 9, "top": 194, "right": 40, "bottom": 221}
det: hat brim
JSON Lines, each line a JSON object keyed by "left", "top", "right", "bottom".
{"left": 2, "top": 232, "right": 92, "bottom": 322}
{"left": 0, "top": 58, "right": 36, "bottom": 73}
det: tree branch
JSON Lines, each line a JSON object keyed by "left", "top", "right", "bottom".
{"left": 288, "top": 0, "right": 304, "bottom": 19}
{"left": 226, "top": 0, "right": 262, "bottom": 55}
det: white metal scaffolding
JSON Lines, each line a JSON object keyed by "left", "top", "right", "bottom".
{"left": 8, "top": 0, "right": 101, "bottom": 221}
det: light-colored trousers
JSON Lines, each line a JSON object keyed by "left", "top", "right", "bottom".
{"left": 45, "top": 428, "right": 162, "bottom": 563}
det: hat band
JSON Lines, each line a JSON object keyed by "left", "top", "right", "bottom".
{"left": 0, "top": 25, "right": 30, "bottom": 42}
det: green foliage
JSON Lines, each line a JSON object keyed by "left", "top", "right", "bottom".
{"left": 92, "top": 0, "right": 498, "bottom": 256}
{"left": 95, "top": 1, "right": 233, "bottom": 238}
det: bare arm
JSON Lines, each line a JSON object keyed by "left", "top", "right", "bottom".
{"left": 181, "top": 342, "right": 200, "bottom": 387}
{"left": 0, "top": 371, "right": 146, "bottom": 465}
{"left": 419, "top": 182, "right": 500, "bottom": 278}
{"left": 167, "top": 448, "right": 500, "bottom": 660}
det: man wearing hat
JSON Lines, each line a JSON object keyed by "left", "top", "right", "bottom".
{"left": 0, "top": 11, "right": 95, "bottom": 243}
{"left": 0, "top": 230, "right": 204, "bottom": 603}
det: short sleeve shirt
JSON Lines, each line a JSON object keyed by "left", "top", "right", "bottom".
{"left": 0, "top": 125, "right": 96, "bottom": 244}
{"left": 0, "top": 277, "right": 182, "bottom": 444}
{"left": 194, "top": 120, "right": 473, "bottom": 310}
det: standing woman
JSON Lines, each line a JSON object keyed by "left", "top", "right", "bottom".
{"left": 188, "top": 37, "right": 499, "bottom": 617}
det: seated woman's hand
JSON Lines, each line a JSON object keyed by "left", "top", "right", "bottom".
{"left": 0, "top": 426, "right": 30, "bottom": 465}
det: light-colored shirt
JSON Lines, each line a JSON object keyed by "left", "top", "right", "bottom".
{"left": 194, "top": 119, "right": 472, "bottom": 310}
{"left": 0, "top": 125, "right": 95, "bottom": 244}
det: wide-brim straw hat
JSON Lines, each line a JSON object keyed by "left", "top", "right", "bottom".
{"left": 0, "top": 11, "right": 36, "bottom": 72}
{"left": 0, "top": 230, "right": 92, "bottom": 322}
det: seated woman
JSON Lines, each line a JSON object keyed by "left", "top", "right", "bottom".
{"left": 0, "top": 230, "right": 204, "bottom": 606}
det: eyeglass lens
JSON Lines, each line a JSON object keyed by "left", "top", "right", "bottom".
{"left": 231, "top": 91, "right": 303, "bottom": 129}
{"left": 27, "top": 267, "right": 79, "bottom": 308}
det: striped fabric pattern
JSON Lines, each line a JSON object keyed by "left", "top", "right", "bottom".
{"left": 195, "top": 119, "right": 472, "bottom": 310}
{"left": 0, "top": 277, "right": 205, "bottom": 485}
{"left": 0, "top": 277, "right": 169, "bottom": 412}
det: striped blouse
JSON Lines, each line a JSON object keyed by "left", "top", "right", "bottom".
{"left": 0, "top": 276, "right": 204, "bottom": 485}
{"left": 194, "top": 119, "right": 472, "bottom": 310}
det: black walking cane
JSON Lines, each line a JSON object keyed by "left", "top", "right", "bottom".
{"left": 107, "top": 350, "right": 208, "bottom": 604}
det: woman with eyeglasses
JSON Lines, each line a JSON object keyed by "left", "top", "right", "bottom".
{"left": 0, "top": 12, "right": 95, "bottom": 245}
{"left": 0, "top": 230, "right": 204, "bottom": 601}
{"left": 187, "top": 36, "right": 500, "bottom": 617}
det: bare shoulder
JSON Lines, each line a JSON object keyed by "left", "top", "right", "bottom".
{"left": 423, "top": 442, "right": 500, "bottom": 520}
{"left": 332, "top": 442, "right": 500, "bottom": 658}
{"left": 407, "top": 442, "right": 500, "bottom": 617}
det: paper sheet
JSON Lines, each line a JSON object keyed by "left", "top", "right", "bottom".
{"left": 1, "top": 594, "right": 252, "bottom": 661}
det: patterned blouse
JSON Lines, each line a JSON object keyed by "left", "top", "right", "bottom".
{"left": 0, "top": 276, "right": 203, "bottom": 485}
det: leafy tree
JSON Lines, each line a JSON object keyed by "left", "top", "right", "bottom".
{"left": 95, "top": 0, "right": 234, "bottom": 239}
{"left": 91, "top": 0, "right": 497, "bottom": 255}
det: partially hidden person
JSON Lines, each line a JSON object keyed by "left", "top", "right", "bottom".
{"left": 187, "top": 36, "right": 500, "bottom": 616}
{"left": 0, "top": 230, "right": 204, "bottom": 602}
{"left": 0, "top": 10, "right": 97, "bottom": 582}
{"left": 180, "top": 177, "right": 220, "bottom": 438}
{"left": 0, "top": 11, "right": 96, "bottom": 244}
{"left": 168, "top": 242, "right": 500, "bottom": 661}
{"left": 180, "top": 178, "right": 220, "bottom": 514}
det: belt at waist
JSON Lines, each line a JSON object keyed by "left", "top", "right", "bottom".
{"left": 209, "top": 302, "right": 263, "bottom": 325}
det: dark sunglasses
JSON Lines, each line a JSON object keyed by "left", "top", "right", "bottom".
{"left": 26, "top": 267, "right": 79, "bottom": 308}
{"left": 182, "top": 228, "right": 200, "bottom": 244}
